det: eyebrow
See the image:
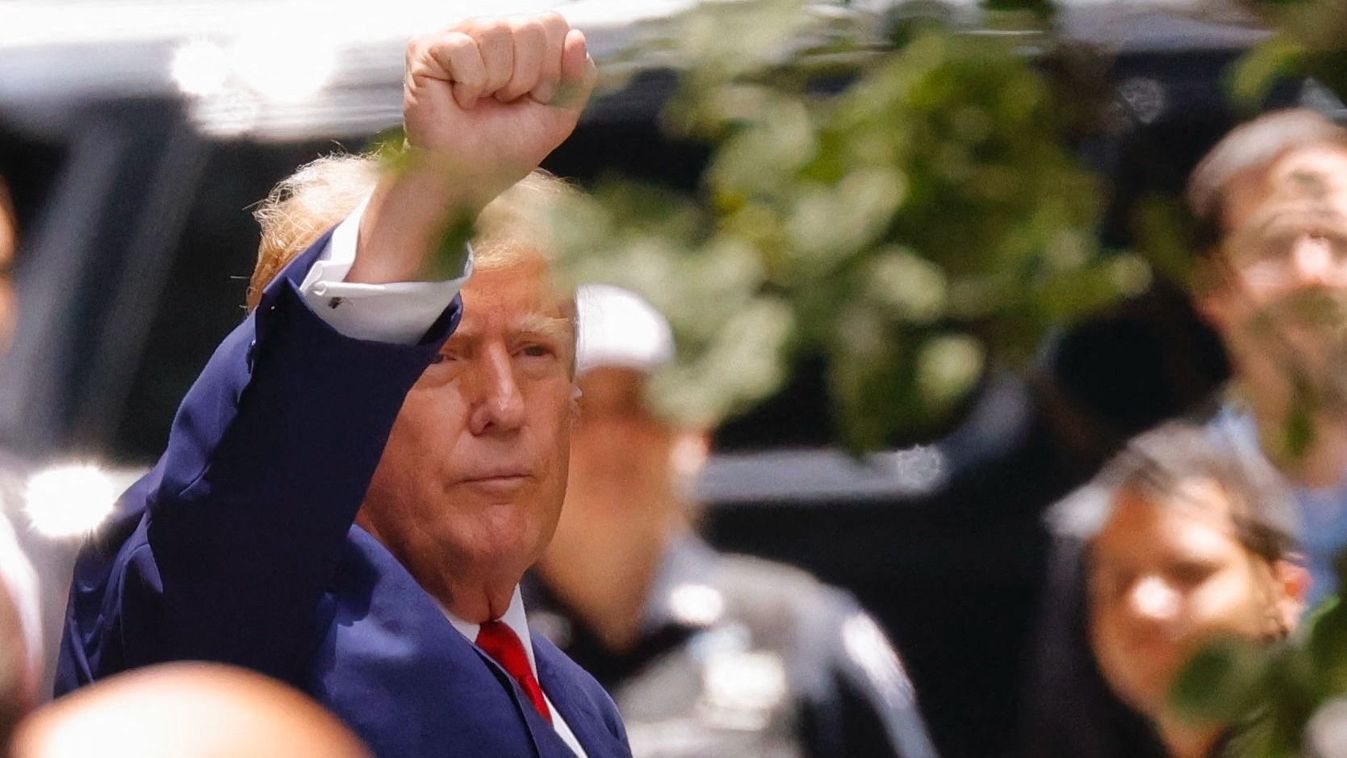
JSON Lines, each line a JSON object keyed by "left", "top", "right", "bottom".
{"left": 513, "top": 312, "right": 573, "bottom": 344}
{"left": 445, "top": 311, "right": 574, "bottom": 347}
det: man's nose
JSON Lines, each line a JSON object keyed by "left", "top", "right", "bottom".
{"left": 1289, "top": 234, "right": 1342, "bottom": 286}
{"left": 1126, "top": 575, "right": 1181, "bottom": 624}
{"left": 468, "top": 346, "right": 526, "bottom": 435}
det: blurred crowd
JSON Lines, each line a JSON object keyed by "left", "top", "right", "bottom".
{"left": 2, "top": 14, "right": 1347, "bottom": 758}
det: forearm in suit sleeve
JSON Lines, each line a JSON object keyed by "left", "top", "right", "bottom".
{"left": 77, "top": 232, "right": 460, "bottom": 683}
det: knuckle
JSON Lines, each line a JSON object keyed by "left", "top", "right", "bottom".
{"left": 442, "top": 34, "right": 473, "bottom": 55}
{"left": 512, "top": 19, "right": 545, "bottom": 40}
{"left": 539, "top": 17, "right": 567, "bottom": 42}
{"left": 538, "top": 11, "right": 568, "bottom": 31}
{"left": 477, "top": 19, "right": 510, "bottom": 39}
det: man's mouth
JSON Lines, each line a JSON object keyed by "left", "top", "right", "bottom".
{"left": 460, "top": 471, "right": 531, "bottom": 489}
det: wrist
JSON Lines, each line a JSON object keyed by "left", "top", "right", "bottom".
{"left": 348, "top": 158, "right": 483, "bottom": 284}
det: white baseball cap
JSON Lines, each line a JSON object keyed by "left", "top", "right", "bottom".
{"left": 575, "top": 284, "right": 674, "bottom": 376}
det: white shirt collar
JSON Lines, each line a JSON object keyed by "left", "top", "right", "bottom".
{"left": 439, "top": 585, "right": 538, "bottom": 675}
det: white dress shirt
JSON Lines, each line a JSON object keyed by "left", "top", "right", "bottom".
{"left": 298, "top": 206, "right": 587, "bottom": 757}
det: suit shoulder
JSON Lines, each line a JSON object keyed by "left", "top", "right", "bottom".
{"left": 704, "top": 550, "right": 856, "bottom": 624}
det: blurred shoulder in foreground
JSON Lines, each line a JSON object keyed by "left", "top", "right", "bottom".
{"left": 12, "top": 662, "right": 370, "bottom": 758}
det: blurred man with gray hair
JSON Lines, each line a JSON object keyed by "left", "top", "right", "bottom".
{"left": 1182, "top": 107, "right": 1347, "bottom": 604}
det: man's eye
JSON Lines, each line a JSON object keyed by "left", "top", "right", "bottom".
{"left": 1169, "top": 561, "right": 1215, "bottom": 587}
{"left": 430, "top": 353, "right": 457, "bottom": 364}
{"left": 520, "top": 344, "right": 552, "bottom": 358}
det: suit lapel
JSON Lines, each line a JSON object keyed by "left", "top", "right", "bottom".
{"left": 472, "top": 645, "right": 584, "bottom": 756}
{"left": 333, "top": 529, "right": 548, "bottom": 756}
{"left": 534, "top": 638, "right": 630, "bottom": 758}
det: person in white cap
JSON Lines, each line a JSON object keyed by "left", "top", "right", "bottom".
{"left": 526, "top": 283, "right": 938, "bottom": 757}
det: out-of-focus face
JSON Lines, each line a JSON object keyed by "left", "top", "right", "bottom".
{"left": 563, "top": 367, "right": 674, "bottom": 517}
{"left": 1217, "top": 144, "right": 1347, "bottom": 307}
{"left": 1202, "top": 144, "right": 1347, "bottom": 403}
{"left": 361, "top": 255, "right": 577, "bottom": 592}
{"left": 1086, "top": 477, "right": 1296, "bottom": 719}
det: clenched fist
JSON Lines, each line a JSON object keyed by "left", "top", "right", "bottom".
{"left": 405, "top": 14, "right": 594, "bottom": 179}
{"left": 351, "top": 14, "right": 596, "bottom": 285}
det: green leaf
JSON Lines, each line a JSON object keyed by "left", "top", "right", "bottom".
{"left": 1170, "top": 636, "right": 1271, "bottom": 724}
{"left": 916, "top": 334, "right": 984, "bottom": 411}
{"left": 1228, "top": 35, "right": 1306, "bottom": 107}
{"left": 1306, "top": 595, "right": 1347, "bottom": 694}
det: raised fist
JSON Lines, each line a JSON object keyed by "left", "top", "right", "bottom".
{"left": 350, "top": 14, "right": 596, "bottom": 284}
{"left": 402, "top": 14, "right": 596, "bottom": 198}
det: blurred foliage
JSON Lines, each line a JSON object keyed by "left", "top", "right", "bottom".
{"left": 1171, "top": 553, "right": 1347, "bottom": 757}
{"left": 548, "top": 0, "right": 1148, "bottom": 449}
{"left": 1229, "top": 0, "right": 1347, "bottom": 105}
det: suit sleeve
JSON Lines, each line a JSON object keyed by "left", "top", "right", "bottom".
{"left": 64, "top": 231, "right": 461, "bottom": 686}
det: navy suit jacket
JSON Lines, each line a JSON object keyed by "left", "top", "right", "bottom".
{"left": 55, "top": 233, "right": 631, "bottom": 757}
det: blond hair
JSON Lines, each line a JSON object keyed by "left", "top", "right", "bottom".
{"left": 247, "top": 152, "right": 577, "bottom": 310}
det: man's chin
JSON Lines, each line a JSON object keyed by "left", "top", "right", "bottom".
{"left": 1233, "top": 293, "right": 1347, "bottom": 406}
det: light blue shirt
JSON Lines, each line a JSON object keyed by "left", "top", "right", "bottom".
{"left": 1208, "top": 401, "right": 1347, "bottom": 609}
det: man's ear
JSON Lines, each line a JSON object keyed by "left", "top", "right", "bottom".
{"left": 1273, "top": 559, "right": 1312, "bottom": 629}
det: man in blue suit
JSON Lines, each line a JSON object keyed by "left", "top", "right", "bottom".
{"left": 56, "top": 14, "right": 630, "bottom": 757}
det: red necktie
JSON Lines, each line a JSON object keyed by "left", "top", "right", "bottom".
{"left": 476, "top": 620, "right": 552, "bottom": 724}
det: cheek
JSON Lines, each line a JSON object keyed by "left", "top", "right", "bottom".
{"left": 1088, "top": 611, "right": 1139, "bottom": 695}
{"left": 1205, "top": 289, "right": 1261, "bottom": 336}
{"left": 1088, "top": 606, "right": 1126, "bottom": 667}
{"left": 373, "top": 385, "right": 471, "bottom": 497}
{"left": 1186, "top": 570, "right": 1266, "bottom": 633}
{"left": 395, "top": 382, "right": 470, "bottom": 444}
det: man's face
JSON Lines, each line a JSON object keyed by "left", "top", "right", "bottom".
{"left": 564, "top": 368, "right": 673, "bottom": 511}
{"left": 361, "top": 255, "right": 577, "bottom": 591}
{"left": 1221, "top": 143, "right": 1347, "bottom": 297}
{"left": 1202, "top": 144, "right": 1347, "bottom": 397}
{"left": 1086, "top": 478, "right": 1294, "bottom": 720}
